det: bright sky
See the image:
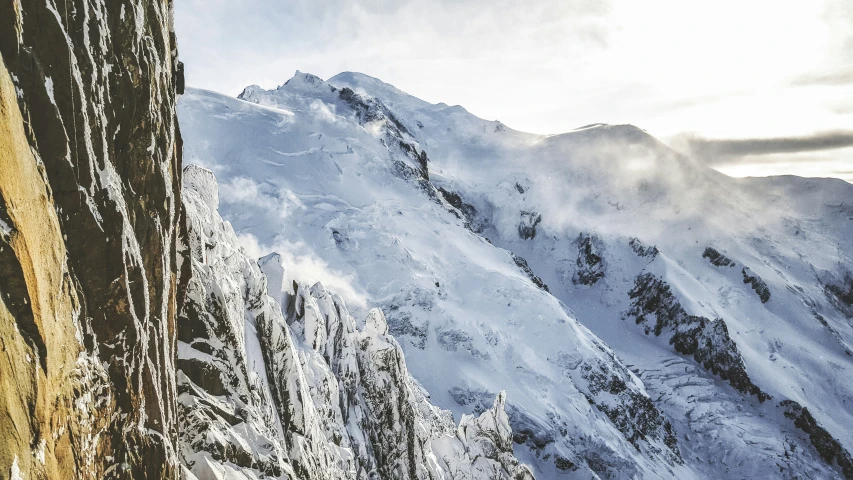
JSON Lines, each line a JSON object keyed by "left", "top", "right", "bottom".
{"left": 175, "top": 0, "right": 853, "bottom": 182}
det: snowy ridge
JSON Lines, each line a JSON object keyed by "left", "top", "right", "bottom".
{"left": 179, "top": 71, "right": 853, "bottom": 478}
{"left": 178, "top": 165, "right": 533, "bottom": 479}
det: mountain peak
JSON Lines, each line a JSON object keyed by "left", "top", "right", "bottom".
{"left": 281, "top": 70, "right": 328, "bottom": 91}
{"left": 328, "top": 71, "right": 429, "bottom": 108}
{"left": 329, "top": 71, "right": 386, "bottom": 87}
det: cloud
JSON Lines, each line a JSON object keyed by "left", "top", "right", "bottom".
{"left": 711, "top": 151, "right": 853, "bottom": 183}
{"left": 219, "top": 176, "right": 305, "bottom": 219}
{"left": 669, "top": 132, "right": 853, "bottom": 183}
{"left": 671, "top": 131, "right": 853, "bottom": 163}
{"left": 236, "top": 232, "right": 369, "bottom": 314}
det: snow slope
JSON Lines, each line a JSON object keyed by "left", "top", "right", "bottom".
{"left": 178, "top": 71, "right": 853, "bottom": 479}
{"left": 178, "top": 164, "right": 534, "bottom": 479}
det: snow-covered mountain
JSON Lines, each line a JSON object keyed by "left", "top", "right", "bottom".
{"left": 178, "top": 71, "right": 853, "bottom": 479}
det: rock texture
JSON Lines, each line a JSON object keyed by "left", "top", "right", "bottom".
{"left": 702, "top": 247, "right": 735, "bottom": 268}
{"left": 742, "top": 267, "right": 771, "bottom": 303}
{"left": 1, "top": 53, "right": 91, "bottom": 480}
{"left": 626, "top": 273, "right": 769, "bottom": 401}
{"left": 573, "top": 233, "right": 606, "bottom": 286}
{"left": 1, "top": 0, "right": 182, "bottom": 477}
{"left": 780, "top": 400, "right": 853, "bottom": 478}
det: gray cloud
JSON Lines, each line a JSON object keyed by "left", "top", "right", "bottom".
{"left": 672, "top": 131, "right": 853, "bottom": 163}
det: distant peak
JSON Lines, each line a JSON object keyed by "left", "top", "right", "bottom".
{"left": 329, "top": 71, "right": 382, "bottom": 84}
{"left": 574, "top": 123, "right": 609, "bottom": 131}
{"left": 283, "top": 70, "right": 326, "bottom": 88}
{"left": 573, "top": 123, "right": 647, "bottom": 134}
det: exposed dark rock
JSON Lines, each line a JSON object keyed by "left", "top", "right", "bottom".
{"left": 512, "top": 254, "right": 550, "bottom": 292}
{"left": 437, "top": 186, "right": 487, "bottom": 233}
{"left": 825, "top": 273, "right": 853, "bottom": 318}
{"left": 338, "top": 86, "right": 441, "bottom": 202}
{"left": 626, "top": 274, "right": 769, "bottom": 401}
{"left": 339, "top": 87, "right": 411, "bottom": 136}
{"left": 581, "top": 360, "right": 681, "bottom": 459}
{"left": 449, "top": 386, "right": 494, "bottom": 413}
{"left": 436, "top": 326, "right": 489, "bottom": 359}
{"left": 703, "top": 247, "right": 736, "bottom": 267}
{"left": 379, "top": 286, "right": 434, "bottom": 348}
{"left": 780, "top": 400, "right": 853, "bottom": 478}
{"left": 554, "top": 455, "right": 577, "bottom": 471}
{"left": 515, "top": 183, "right": 526, "bottom": 194}
{"left": 177, "top": 358, "right": 228, "bottom": 397}
{"left": 384, "top": 307, "right": 429, "bottom": 349}
{"left": 813, "top": 312, "right": 853, "bottom": 356}
{"left": 629, "top": 238, "right": 659, "bottom": 260}
{"left": 518, "top": 211, "right": 542, "bottom": 240}
{"left": 573, "top": 233, "right": 606, "bottom": 286}
{"left": 508, "top": 408, "right": 556, "bottom": 452}
{"left": 390, "top": 153, "right": 438, "bottom": 200}
{"left": 398, "top": 140, "right": 430, "bottom": 181}
{"left": 742, "top": 267, "right": 771, "bottom": 303}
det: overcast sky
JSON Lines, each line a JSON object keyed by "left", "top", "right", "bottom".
{"left": 175, "top": 0, "right": 853, "bottom": 182}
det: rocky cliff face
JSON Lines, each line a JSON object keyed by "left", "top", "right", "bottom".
{"left": 178, "top": 165, "right": 534, "bottom": 479}
{"left": 1, "top": 0, "right": 182, "bottom": 477}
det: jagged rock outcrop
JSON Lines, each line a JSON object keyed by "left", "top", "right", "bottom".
{"left": 825, "top": 274, "right": 853, "bottom": 318}
{"left": 178, "top": 165, "right": 295, "bottom": 478}
{"left": 517, "top": 211, "right": 542, "bottom": 240}
{"left": 1, "top": 1, "right": 182, "bottom": 478}
{"left": 179, "top": 165, "right": 534, "bottom": 479}
{"left": 702, "top": 247, "right": 735, "bottom": 267}
{"left": 438, "top": 186, "right": 488, "bottom": 233}
{"left": 579, "top": 358, "right": 680, "bottom": 457}
{"left": 626, "top": 273, "right": 768, "bottom": 401}
{"left": 742, "top": 267, "right": 771, "bottom": 303}
{"left": 573, "top": 233, "right": 605, "bottom": 286}
{"left": 511, "top": 254, "right": 550, "bottom": 292}
{"left": 629, "top": 238, "right": 659, "bottom": 260}
{"left": 780, "top": 400, "right": 853, "bottom": 478}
